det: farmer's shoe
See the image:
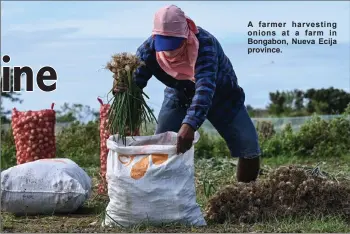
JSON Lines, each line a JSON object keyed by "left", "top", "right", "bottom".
{"left": 236, "top": 156, "right": 260, "bottom": 183}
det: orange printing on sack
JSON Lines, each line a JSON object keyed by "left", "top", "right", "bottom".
{"left": 151, "top": 154, "right": 168, "bottom": 165}
{"left": 119, "top": 154, "right": 169, "bottom": 180}
{"left": 131, "top": 156, "right": 150, "bottom": 180}
{"left": 118, "top": 155, "right": 135, "bottom": 166}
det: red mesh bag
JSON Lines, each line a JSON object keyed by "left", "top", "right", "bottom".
{"left": 97, "top": 98, "right": 110, "bottom": 194}
{"left": 96, "top": 98, "right": 141, "bottom": 194}
{"left": 11, "top": 103, "right": 56, "bottom": 165}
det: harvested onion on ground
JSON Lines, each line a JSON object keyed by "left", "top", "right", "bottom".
{"left": 11, "top": 104, "right": 56, "bottom": 164}
{"left": 105, "top": 52, "right": 157, "bottom": 145}
{"left": 205, "top": 165, "right": 350, "bottom": 224}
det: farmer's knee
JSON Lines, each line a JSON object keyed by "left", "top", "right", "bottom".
{"left": 229, "top": 106, "right": 261, "bottom": 158}
{"left": 214, "top": 109, "right": 261, "bottom": 158}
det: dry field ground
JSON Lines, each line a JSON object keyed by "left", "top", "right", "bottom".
{"left": 2, "top": 155, "right": 350, "bottom": 233}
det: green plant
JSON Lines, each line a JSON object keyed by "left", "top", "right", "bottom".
{"left": 344, "top": 103, "right": 350, "bottom": 115}
{"left": 294, "top": 115, "right": 349, "bottom": 157}
{"left": 195, "top": 129, "right": 215, "bottom": 158}
{"left": 56, "top": 121, "right": 100, "bottom": 167}
{"left": 1, "top": 129, "right": 16, "bottom": 170}
{"left": 203, "top": 179, "right": 217, "bottom": 198}
{"left": 259, "top": 114, "right": 350, "bottom": 158}
{"left": 212, "top": 137, "right": 230, "bottom": 158}
{"left": 259, "top": 134, "right": 283, "bottom": 158}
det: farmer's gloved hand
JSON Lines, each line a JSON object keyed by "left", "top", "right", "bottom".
{"left": 177, "top": 123, "right": 195, "bottom": 154}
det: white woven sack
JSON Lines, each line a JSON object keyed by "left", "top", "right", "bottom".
{"left": 103, "top": 131, "right": 206, "bottom": 227}
{"left": 1, "top": 158, "right": 92, "bottom": 215}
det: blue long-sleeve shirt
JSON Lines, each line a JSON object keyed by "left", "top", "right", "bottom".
{"left": 133, "top": 27, "right": 245, "bottom": 130}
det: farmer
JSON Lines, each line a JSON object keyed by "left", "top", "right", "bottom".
{"left": 114, "top": 5, "right": 261, "bottom": 183}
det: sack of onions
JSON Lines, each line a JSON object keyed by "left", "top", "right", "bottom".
{"left": 11, "top": 103, "right": 56, "bottom": 165}
{"left": 105, "top": 52, "right": 156, "bottom": 145}
{"left": 97, "top": 97, "right": 110, "bottom": 194}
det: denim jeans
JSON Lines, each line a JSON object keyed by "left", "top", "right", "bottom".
{"left": 155, "top": 97, "right": 261, "bottom": 159}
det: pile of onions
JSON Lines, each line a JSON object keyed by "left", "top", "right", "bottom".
{"left": 97, "top": 98, "right": 111, "bottom": 194}
{"left": 11, "top": 103, "right": 56, "bottom": 165}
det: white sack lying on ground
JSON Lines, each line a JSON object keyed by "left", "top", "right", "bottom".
{"left": 1, "top": 158, "right": 92, "bottom": 215}
{"left": 103, "top": 131, "right": 206, "bottom": 228}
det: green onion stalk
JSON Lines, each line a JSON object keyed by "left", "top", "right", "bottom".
{"left": 106, "top": 53, "right": 157, "bottom": 145}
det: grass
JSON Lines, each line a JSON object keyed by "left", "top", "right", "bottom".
{"left": 2, "top": 155, "right": 350, "bottom": 233}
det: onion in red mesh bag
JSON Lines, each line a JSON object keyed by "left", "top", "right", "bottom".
{"left": 97, "top": 97, "right": 141, "bottom": 194}
{"left": 11, "top": 103, "right": 56, "bottom": 165}
{"left": 97, "top": 98, "right": 111, "bottom": 194}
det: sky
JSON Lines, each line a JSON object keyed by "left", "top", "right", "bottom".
{"left": 1, "top": 1, "right": 350, "bottom": 118}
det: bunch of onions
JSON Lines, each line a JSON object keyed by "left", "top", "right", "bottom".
{"left": 11, "top": 104, "right": 56, "bottom": 164}
{"left": 105, "top": 53, "right": 157, "bottom": 145}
